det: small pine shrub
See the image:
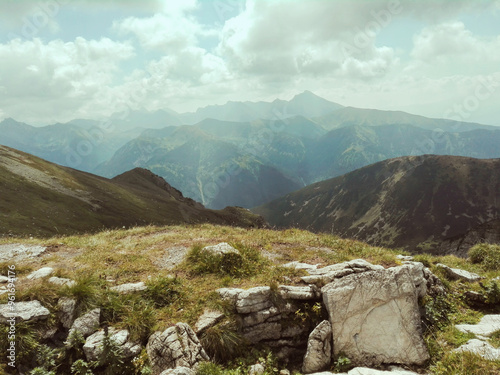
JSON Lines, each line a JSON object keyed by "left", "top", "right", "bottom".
{"left": 71, "top": 359, "right": 94, "bottom": 375}
{"left": 468, "top": 244, "right": 500, "bottom": 271}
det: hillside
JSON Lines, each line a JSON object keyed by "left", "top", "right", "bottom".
{"left": 0, "top": 146, "right": 264, "bottom": 237}
{"left": 254, "top": 155, "right": 500, "bottom": 254}
{"left": 1, "top": 225, "right": 500, "bottom": 374}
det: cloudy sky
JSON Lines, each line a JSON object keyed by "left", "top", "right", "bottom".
{"left": 0, "top": 0, "right": 499, "bottom": 126}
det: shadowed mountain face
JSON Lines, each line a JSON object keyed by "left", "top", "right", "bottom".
{"left": 0, "top": 146, "right": 265, "bottom": 237}
{"left": 254, "top": 155, "right": 500, "bottom": 255}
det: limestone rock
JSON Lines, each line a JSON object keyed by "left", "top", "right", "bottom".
{"left": 110, "top": 281, "right": 147, "bottom": 294}
{"left": 0, "top": 276, "right": 9, "bottom": 283}
{"left": 396, "top": 255, "right": 414, "bottom": 261}
{"left": 456, "top": 314, "right": 500, "bottom": 337}
{"left": 302, "top": 320, "right": 332, "bottom": 374}
{"left": 302, "top": 259, "right": 384, "bottom": 285}
{"left": 249, "top": 364, "right": 265, "bottom": 375}
{"left": 69, "top": 308, "right": 100, "bottom": 338}
{"left": 0, "top": 243, "right": 46, "bottom": 262}
{"left": 236, "top": 286, "right": 273, "bottom": 314}
{"left": 279, "top": 285, "right": 321, "bottom": 300}
{"left": 203, "top": 242, "right": 239, "bottom": 256}
{"left": 242, "top": 306, "right": 281, "bottom": 328}
{"left": 454, "top": 339, "right": 500, "bottom": 361}
{"left": 147, "top": 322, "right": 209, "bottom": 374}
{"left": 436, "top": 263, "right": 482, "bottom": 282}
{"left": 217, "top": 288, "right": 244, "bottom": 305}
{"left": 346, "top": 367, "right": 422, "bottom": 374}
{"left": 194, "top": 309, "right": 225, "bottom": 334}
{"left": 83, "top": 327, "right": 141, "bottom": 362}
{"left": 0, "top": 300, "right": 50, "bottom": 323}
{"left": 242, "top": 322, "right": 282, "bottom": 344}
{"left": 57, "top": 297, "right": 76, "bottom": 329}
{"left": 281, "top": 261, "right": 319, "bottom": 271}
{"left": 399, "top": 261, "right": 444, "bottom": 298}
{"left": 160, "top": 367, "right": 195, "bottom": 375}
{"left": 49, "top": 276, "right": 76, "bottom": 287}
{"left": 26, "top": 267, "right": 54, "bottom": 280}
{"left": 322, "top": 266, "right": 429, "bottom": 367}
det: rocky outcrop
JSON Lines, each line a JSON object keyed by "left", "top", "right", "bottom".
{"left": 0, "top": 300, "right": 50, "bottom": 323}
{"left": 83, "top": 327, "right": 141, "bottom": 362}
{"left": 0, "top": 243, "right": 46, "bottom": 262}
{"left": 302, "top": 259, "right": 384, "bottom": 285}
{"left": 68, "top": 308, "right": 100, "bottom": 338}
{"left": 322, "top": 266, "right": 429, "bottom": 367}
{"left": 160, "top": 367, "right": 195, "bottom": 375}
{"left": 440, "top": 219, "right": 500, "bottom": 257}
{"left": 436, "top": 263, "right": 482, "bottom": 282}
{"left": 147, "top": 323, "right": 209, "bottom": 375}
{"left": 302, "top": 320, "right": 332, "bottom": 374}
{"left": 454, "top": 339, "right": 500, "bottom": 361}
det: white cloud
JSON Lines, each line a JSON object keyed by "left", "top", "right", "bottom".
{"left": 0, "top": 37, "right": 134, "bottom": 124}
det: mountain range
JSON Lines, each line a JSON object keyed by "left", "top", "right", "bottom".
{"left": 2, "top": 91, "right": 500, "bottom": 209}
{"left": 0, "top": 145, "right": 264, "bottom": 237}
{"left": 254, "top": 155, "right": 500, "bottom": 253}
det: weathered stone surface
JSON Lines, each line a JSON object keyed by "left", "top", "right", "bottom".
{"left": 0, "top": 300, "right": 50, "bottom": 323}
{"left": 281, "top": 261, "right": 319, "bottom": 271}
{"left": 49, "top": 276, "right": 76, "bottom": 287}
{"left": 279, "top": 285, "right": 321, "bottom": 300}
{"left": 194, "top": 309, "right": 225, "bottom": 334}
{"left": 464, "top": 290, "right": 487, "bottom": 306}
{"left": 249, "top": 364, "right": 265, "bottom": 375}
{"left": 26, "top": 267, "right": 54, "bottom": 280}
{"left": 203, "top": 242, "right": 239, "bottom": 256}
{"left": 241, "top": 306, "right": 281, "bottom": 328}
{"left": 160, "top": 367, "right": 195, "bottom": 375}
{"left": 343, "top": 367, "right": 422, "bottom": 375}
{"left": 0, "top": 244, "right": 46, "bottom": 262}
{"left": 242, "top": 322, "right": 282, "bottom": 344}
{"left": 454, "top": 339, "right": 500, "bottom": 361}
{"left": 0, "top": 276, "right": 9, "bottom": 283}
{"left": 68, "top": 308, "right": 100, "bottom": 338}
{"left": 302, "top": 259, "right": 384, "bottom": 284}
{"left": 236, "top": 286, "right": 273, "bottom": 314}
{"left": 217, "top": 288, "right": 244, "bottom": 305}
{"left": 456, "top": 314, "right": 500, "bottom": 337}
{"left": 83, "top": 327, "right": 141, "bottom": 362}
{"left": 396, "top": 255, "right": 414, "bottom": 261}
{"left": 57, "top": 297, "right": 76, "bottom": 329}
{"left": 147, "top": 322, "right": 209, "bottom": 374}
{"left": 436, "top": 263, "right": 482, "bottom": 282}
{"left": 110, "top": 281, "right": 147, "bottom": 294}
{"left": 302, "top": 320, "right": 332, "bottom": 374}
{"left": 322, "top": 266, "right": 429, "bottom": 367}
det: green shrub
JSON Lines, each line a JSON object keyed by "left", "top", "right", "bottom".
{"left": 186, "top": 243, "right": 268, "bottom": 278}
{"left": 468, "top": 244, "right": 500, "bottom": 271}
{"left": 333, "top": 353, "right": 352, "bottom": 373}
{"left": 144, "top": 276, "right": 183, "bottom": 307}
{"left": 421, "top": 295, "right": 453, "bottom": 331}
{"left": 200, "top": 320, "right": 246, "bottom": 364}
{"left": 481, "top": 280, "right": 500, "bottom": 304}
{"left": 71, "top": 359, "right": 95, "bottom": 375}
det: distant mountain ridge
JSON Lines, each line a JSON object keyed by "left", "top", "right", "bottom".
{"left": 1, "top": 91, "right": 500, "bottom": 209}
{"left": 253, "top": 155, "right": 500, "bottom": 255}
{"left": 0, "top": 146, "right": 265, "bottom": 237}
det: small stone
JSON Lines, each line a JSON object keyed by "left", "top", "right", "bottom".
{"left": 436, "top": 263, "right": 482, "bottom": 282}
{"left": 110, "top": 281, "right": 147, "bottom": 294}
{"left": 302, "top": 320, "right": 332, "bottom": 374}
{"left": 236, "top": 286, "right": 273, "bottom": 314}
{"left": 396, "top": 255, "right": 414, "bottom": 261}
{"left": 249, "top": 364, "right": 265, "bottom": 375}
{"left": 279, "top": 285, "right": 321, "bottom": 300}
{"left": 58, "top": 297, "right": 77, "bottom": 329}
{"left": 454, "top": 339, "right": 500, "bottom": 361}
{"left": 194, "top": 309, "right": 225, "bottom": 334}
{"left": 202, "top": 242, "right": 239, "bottom": 256}
{"left": 26, "top": 267, "right": 54, "bottom": 280}
{"left": 160, "top": 368, "right": 195, "bottom": 375}
{"left": 0, "top": 300, "right": 50, "bottom": 323}
{"left": 83, "top": 328, "right": 141, "bottom": 362}
{"left": 0, "top": 276, "right": 9, "bottom": 283}
{"left": 68, "top": 308, "right": 100, "bottom": 338}
{"left": 456, "top": 314, "right": 500, "bottom": 337}
{"left": 49, "top": 276, "right": 76, "bottom": 287}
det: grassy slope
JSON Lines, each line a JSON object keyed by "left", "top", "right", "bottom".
{"left": 0, "top": 146, "right": 264, "bottom": 237}
{"left": 1, "top": 224, "right": 500, "bottom": 374}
